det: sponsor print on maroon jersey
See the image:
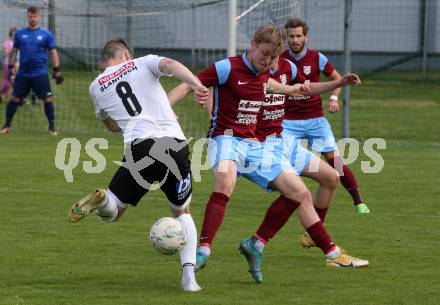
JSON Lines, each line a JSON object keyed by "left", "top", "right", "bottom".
{"left": 263, "top": 94, "right": 286, "bottom": 106}
{"left": 197, "top": 55, "right": 269, "bottom": 139}
{"left": 238, "top": 99, "right": 263, "bottom": 112}
{"left": 256, "top": 58, "right": 302, "bottom": 141}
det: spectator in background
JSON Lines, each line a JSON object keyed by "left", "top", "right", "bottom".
{"left": 0, "top": 27, "right": 16, "bottom": 103}
{"left": 0, "top": 6, "right": 64, "bottom": 135}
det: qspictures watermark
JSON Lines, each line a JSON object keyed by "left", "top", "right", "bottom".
{"left": 54, "top": 135, "right": 386, "bottom": 185}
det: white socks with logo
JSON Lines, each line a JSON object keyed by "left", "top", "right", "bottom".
{"left": 176, "top": 213, "right": 201, "bottom": 292}
{"left": 96, "top": 190, "right": 119, "bottom": 223}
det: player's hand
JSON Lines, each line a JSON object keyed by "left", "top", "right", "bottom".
{"left": 340, "top": 73, "right": 361, "bottom": 87}
{"left": 194, "top": 85, "right": 210, "bottom": 107}
{"left": 52, "top": 71, "right": 64, "bottom": 85}
{"left": 328, "top": 99, "right": 340, "bottom": 113}
{"left": 291, "top": 83, "right": 311, "bottom": 96}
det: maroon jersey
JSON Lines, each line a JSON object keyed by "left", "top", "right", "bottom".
{"left": 197, "top": 54, "right": 269, "bottom": 139}
{"left": 280, "top": 48, "right": 335, "bottom": 120}
{"left": 256, "top": 58, "right": 305, "bottom": 141}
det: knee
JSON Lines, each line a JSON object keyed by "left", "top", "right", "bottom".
{"left": 214, "top": 174, "right": 235, "bottom": 197}
{"left": 285, "top": 187, "right": 313, "bottom": 206}
{"left": 326, "top": 170, "right": 340, "bottom": 190}
{"left": 216, "top": 182, "right": 234, "bottom": 197}
{"left": 301, "top": 189, "right": 313, "bottom": 206}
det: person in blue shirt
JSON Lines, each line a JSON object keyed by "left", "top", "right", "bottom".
{"left": 0, "top": 6, "right": 64, "bottom": 135}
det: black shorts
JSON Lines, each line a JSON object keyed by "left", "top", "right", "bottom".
{"left": 13, "top": 73, "right": 52, "bottom": 99}
{"left": 109, "top": 137, "right": 192, "bottom": 208}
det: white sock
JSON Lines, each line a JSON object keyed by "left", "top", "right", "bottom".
{"left": 253, "top": 238, "right": 265, "bottom": 253}
{"left": 96, "top": 190, "right": 118, "bottom": 223}
{"left": 177, "top": 213, "right": 202, "bottom": 292}
{"left": 326, "top": 246, "right": 341, "bottom": 259}
{"left": 198, "top": 245, "right": 211, "bottom": 256}
{"left": 176, "top": 214, "right": 197, "bottom": 270}
{"left": 182, "top": 263, "right": 195, "bottom": 283}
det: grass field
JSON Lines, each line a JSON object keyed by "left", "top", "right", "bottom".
{"left": 0, "top": 71, "right": 439, "bottom": 305}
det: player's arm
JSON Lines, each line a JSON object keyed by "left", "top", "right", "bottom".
{"left": 91, "top": 88, "right": 120, "bottom": 132}
{"left": 168, "top": 83, "right": 214, "bottom": 118}
{"left": 205, "top": 89, "right": 213, "bottom": 117}
{"left": 307, "top": 72, "right": 360, "bottom": 101}
{"left": 49, "top": 48, "right": 60, "bottom": 68}
{"left": 267, "top": 78, "right": 311, "bottom": 97}
{"left": 317, "top": 52, "right": 345, "bottom": 112}
{"left": 102, "top": 117, "right": 121, "bottom": 132}
{"left": 167, "top": 82, "right": 194, "bottom": 106}
{"left": 159, "top": 58, "right": 209, "bottom": 105}
{"left": 327, "top": 70, "right": 342, "bottom": 113}
{"left": 49, "top": 48, "right": 64, "bottom": 84}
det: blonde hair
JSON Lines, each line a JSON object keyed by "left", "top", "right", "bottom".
{"left": 253, "top": 23, "right": 283, "bottom": 55}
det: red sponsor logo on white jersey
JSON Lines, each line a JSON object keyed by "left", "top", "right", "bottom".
{"left": 99, "top": 61, "right": 136, "bottom": 85}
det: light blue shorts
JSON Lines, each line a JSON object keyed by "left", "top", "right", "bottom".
{"left": 277, "top": 136, "right": 313, "bottom": 176}
{"left": 282, "top": 117, "right": 337, "bottom": 153}
{"left": 207, "top": 135, "right": 261, "bottom": 172}
{"left": 208, "top": 135, "right": 293, "bottom": 192}
{"left": 241, "top": 137, "right": 292, "bottom": 192}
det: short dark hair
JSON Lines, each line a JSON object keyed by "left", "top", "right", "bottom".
{"left": 27, "top": 6, "right": 40, "bottom": 14}
{"left": 101, "top": 38, "right": 131, "bottom": 62}
{"left": 284, "top": 18, "right": 309, "bottom": 36}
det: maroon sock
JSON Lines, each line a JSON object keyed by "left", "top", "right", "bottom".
{"left": 315, "top": 207, "right": 328, "bottom": 223}
{"left": 256, "top": 196, "right": 300, "bottom": 243}
{"left": 306, "top": 221, "right": 336, "bottom": 254}
{"left": 327, "top": 158, "right": 364, "bottom": 205}
{"left": 341, "top": 165, "right": 364, "bottom": 204}
{"left": 199, "top": 192, "right": 229, "bottom": 247}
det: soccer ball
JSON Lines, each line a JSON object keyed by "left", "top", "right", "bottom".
{"left": 149, "top": 217, "right": 187, "bottom": 255}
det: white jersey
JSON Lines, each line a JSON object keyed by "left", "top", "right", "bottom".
{"left": 89, "top": 55, "right": 185, "bottom": 143}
